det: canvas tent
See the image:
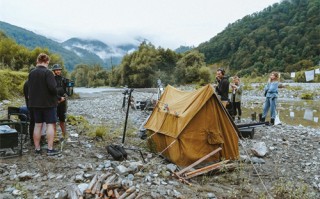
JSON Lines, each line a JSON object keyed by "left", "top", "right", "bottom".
{"left": 144, "top": 84, "right": 239, "bottom": 166}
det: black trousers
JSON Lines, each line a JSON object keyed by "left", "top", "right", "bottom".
{"left": 232, "top": 101, "right": 242, "bottom": 117}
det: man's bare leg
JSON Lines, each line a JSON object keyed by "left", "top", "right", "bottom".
{"left": 46, "top": 123, "right": 55, "bottom": 150}
{"left": 33, "top": 123, "right": 43, "bottom": 150}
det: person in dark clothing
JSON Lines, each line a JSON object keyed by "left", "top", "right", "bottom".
{"left": 51, "top": 64, "right": 67, "bottom": 139}
{"left": 214, "top": 68, "right": 230, "bottom": 107}
{"left": 23, "top": 78, "right": 35, "bottom": 144}
{"left": 28, "top": 53, "right": 60, "bottom": 156}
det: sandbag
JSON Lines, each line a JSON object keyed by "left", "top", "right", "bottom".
{"left": 106, "top": 144, "right": 127, "bottom": 161}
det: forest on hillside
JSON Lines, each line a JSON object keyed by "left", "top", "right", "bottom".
{"left": 197, "top": 0, "right": 320, "bottom": 77}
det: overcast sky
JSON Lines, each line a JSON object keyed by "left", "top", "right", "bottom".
{"left": 0, "top": 0, "right": 281, "bottom": 49}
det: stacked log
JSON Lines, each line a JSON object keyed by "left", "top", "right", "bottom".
{"left": 70, "top": 172, "right": 140, "bottom": 199}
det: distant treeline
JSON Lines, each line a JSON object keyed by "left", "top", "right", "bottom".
{"left": 71, "top": 42, "right": 211, "bottom": 88}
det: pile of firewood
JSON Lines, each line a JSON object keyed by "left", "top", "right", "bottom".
{"left": 67, "top": 172, "right": 144, "bottom": 199}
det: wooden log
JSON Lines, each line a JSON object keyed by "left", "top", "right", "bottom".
{"left": 114, "top": 188, "right": 120, "bottom": 199}
{"left": 185, "top": 163, "right": 235, "bottom": 179}
{"left": 125, "top": 191, "right": 137, "bottom": 199}
{"left": 67, "top": 186, "right": 78, "bottom": 199}
{"left": 85, "top": 174, "right": 98, "bottom": 193}
{"left": 71, "top": 184, "right": 83, "bottom": 199}
{"left": 176, "top": 147, "right": 222, "bottom": 176}
{"left": 105, "top": 174, "right": 117, "bottom": 184}
{"left": 135, "top": 192, "right": 146, "bottom": 199}
{"left": 93, "top": 173, "right": 111, "bottom": 195}
{"left": 101, "top": 174, "right": 117, "bottom": 190}
{"left": 102, "top": 182, "right": 122, "bottom": 190}
{"left": 98, "top": 187, "right": 105, "bottom": 197}
{"left": 125, "top": 186, "right": 136, "bottom": 193}
{"left": 118, "top": 192, "right": 128, "bottom": 199}
{"left": 184, "top": 160, "right": 230, "bottom": 177}
{"left": 107, "top": 189, "right": 114, "bottom": 197}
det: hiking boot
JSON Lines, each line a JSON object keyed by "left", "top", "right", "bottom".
{"left": 47, "top": 149, "right": 60, "bottom": 156}
{"left": 35, "top": 149, "right": 42, "bottom": 155}
{"left": 270, "top": 118, "right": 275, "bottom": 125}
{"left": 237, "top": 117, "right": 241, "bottom": 123}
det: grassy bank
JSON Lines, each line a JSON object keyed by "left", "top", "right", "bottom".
{"left": 0, "top": 70, "right": 27, "bottom": 100}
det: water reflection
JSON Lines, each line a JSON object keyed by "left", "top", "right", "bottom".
{"left": 242, "top": 99, "right": 319, "bottom": 128}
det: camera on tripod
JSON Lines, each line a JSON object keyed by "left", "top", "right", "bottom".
{"left": 63, "top": 78, "right": 75, "bottom": 96}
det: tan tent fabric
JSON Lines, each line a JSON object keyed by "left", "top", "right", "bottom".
{"left": 144, "top": 84, "right": 239, "bottom": 166}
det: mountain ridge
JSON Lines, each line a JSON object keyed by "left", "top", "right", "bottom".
{"left": 0, "top": 21, "right": 139, "bottom": 71}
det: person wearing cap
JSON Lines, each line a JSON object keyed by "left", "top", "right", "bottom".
{"left": 52, "top": 64, "right": 67, "bottom": 140}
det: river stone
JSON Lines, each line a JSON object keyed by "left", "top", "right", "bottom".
{"left": 251, "top": 142, "right": 268, "bottom": 157}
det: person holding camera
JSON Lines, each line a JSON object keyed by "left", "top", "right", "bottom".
{"left": 52, "top": 64, "right": 67, "bottom": 140}
{"left": 261, "top": 71, "right": 279, "bottom": 125}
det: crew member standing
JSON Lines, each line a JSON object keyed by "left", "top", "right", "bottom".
{"left": 28, "top": 53, "right": 60, "bottom": 156}
{"left": 52, "top": 64, "right": 67, "bottom": 140}
{"left": 214, "top": 68, "right": 230, "bottom": 108}
{"left": 231, "top": 76, "right": 243, "bottom": 122}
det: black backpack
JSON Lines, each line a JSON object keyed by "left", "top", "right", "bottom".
{"left": 106, "top": 145, "right": 127, "bottom": 161}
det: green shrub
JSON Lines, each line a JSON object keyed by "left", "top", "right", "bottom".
{"left": 0, "top": 69, "right": 27, "bottom": 100}
{"left": 300, "top": 92, "right": 314, "bottom": 100}
{"left": 286, "top": 85, "right": 302, "bottom": 91}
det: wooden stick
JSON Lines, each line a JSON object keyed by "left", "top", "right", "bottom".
{"left": 105, "top": 174, "right": 117, "bottom": 184}
{"left": 114, "top": 188, "right": 120, "bottom": 199}
{"left": 125, "top": 186, "right": 136, "bottom": 193}
{"left": 185, "top": 163, "right": 235, "bottom": 179}
{"left": 85, "top": 174, "right": 98, "bottom": 193}
{"left": 184, "top": 160, "right": 230, "bottom": 176}
{"left": 176, "top": 147, "right": 222, "bottom": 175}
{"left": 135, "top": 192, "right": 146, "bottom": 199}
{"left": 94, "top": 173, "right": 112, "bottom": 194}
{"left": 107, "top": 189, "right": 114, "bottom": 197}
{"left": 103, "top": 182, "right": 122, "bottom": 190}
{"left": 67, "top": 186, "right": 78, "bottom": 199}
{"left": 71, "top": 184, "right": 83, "bottom": 198}
{"left": 126, "top": 191, "right": 137, "bottom": 199}
{"left": 118, "top": 192, "right": 128, "bottom": 199}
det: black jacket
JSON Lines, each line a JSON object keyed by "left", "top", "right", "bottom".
{"left": 28, "top": 66, "right": 58, "bottom": 108}
{"left": 55, "top": 75, "right": 67, "bottom": 98}
{"left": 216, "top": 77, "right": 230, "bottom": 101}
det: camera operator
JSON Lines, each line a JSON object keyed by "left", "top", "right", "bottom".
{"left": 52, "top": 64, "right": 67, "bottom": 140}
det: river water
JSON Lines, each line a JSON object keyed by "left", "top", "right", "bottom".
{"left": 242, "top": 97, "right": 319, "bottom": 128}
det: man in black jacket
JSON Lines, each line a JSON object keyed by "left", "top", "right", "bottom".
{"left": 52, "top": 64, "right": 67, "bottom": 139}
{"left": 28, "top": 53, "right": 60, "bottom": 156}
{"left": 214, "top": 68, "right": 230, "bottom": 108}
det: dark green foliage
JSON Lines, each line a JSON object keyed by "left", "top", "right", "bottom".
{"left": 197, "top": 0, "right": 320, "bottom": 75}
{"left": 70, "top": 64, "right": 109, "bottom": 87}
{"left": 0, "top": 70, "right": 27, "bottom": 100}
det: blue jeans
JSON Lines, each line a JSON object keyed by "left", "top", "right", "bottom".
{"left": 262, "top": 97, "right": 277, "bottom": 119}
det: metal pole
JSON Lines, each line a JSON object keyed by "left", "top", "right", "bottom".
{"left": 122, "top": 89, "right": 133, "bottom": 144}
